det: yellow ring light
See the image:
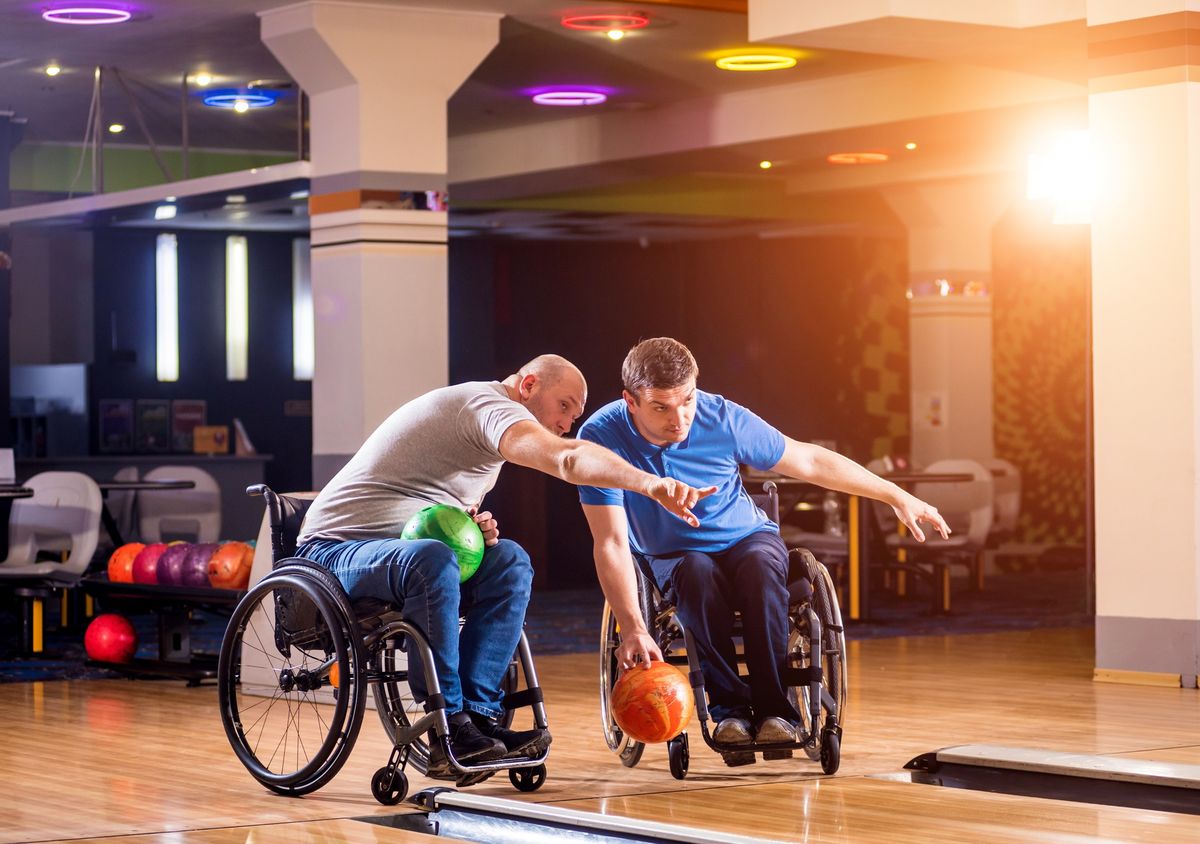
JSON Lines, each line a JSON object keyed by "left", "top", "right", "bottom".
{"left": 715, "top": 54, "right": 798, "bottom": 72}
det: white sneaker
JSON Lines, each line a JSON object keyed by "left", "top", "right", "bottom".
{"left": 713, "top": 717, "right": 753, "bottom": 745}
{"left": 755, "top": 716, "right": 797, "bottom": 744}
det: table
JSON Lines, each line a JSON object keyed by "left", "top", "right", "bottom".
{"left": 744, "top": 471, "right": 972, "bottom": 620}
{"left": 96, "top": 479, "right": 195, "bottom": 547}
{"left": 0, "top": 484, "right": 33, "bottom": 500}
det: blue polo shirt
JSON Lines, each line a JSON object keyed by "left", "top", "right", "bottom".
{"left": 578, "top": 390, "right": 786, "bottom": 555}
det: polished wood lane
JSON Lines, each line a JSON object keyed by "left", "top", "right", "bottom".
{"left": 4, "top": 627, "right": 1200, "bottom": 843}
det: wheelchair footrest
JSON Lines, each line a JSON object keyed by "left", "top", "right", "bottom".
{"left": 722, "top": 750, "right": 757, "bottom": 767}
{"left": 763, "top": 749, "right": 793, "bottom": 761}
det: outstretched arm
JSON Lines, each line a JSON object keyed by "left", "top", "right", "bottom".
{"left": 769, "top": 437, "right": 950, "bottom": 541}
{"left": 582, "top": 503, "right": 661, "bottom": 669}
{"left": 500, "top": 420, "right": 715, "bottom": 525}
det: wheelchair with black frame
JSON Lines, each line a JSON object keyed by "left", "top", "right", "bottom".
{"left": 600, "top": 481, "right": 846, "bottom": 778}
{"left": 217, "top": 485, "right": 550, "bottom": 805}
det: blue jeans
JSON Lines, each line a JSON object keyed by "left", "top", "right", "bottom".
{"left": 645, "top": 530, "right": 800, "bottom": 724}
{"left": 297, "top": 536, "right": 533, "bottom": 719}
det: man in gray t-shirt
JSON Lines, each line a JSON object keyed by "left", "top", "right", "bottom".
{"left": 298, "top": 354, "right": 714, "bottom": 782}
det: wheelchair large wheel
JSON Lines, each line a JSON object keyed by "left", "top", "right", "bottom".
{"left": 373, "top": 632, "right": 523, "bottom": 775}
{"left": 218, "top": 570, "right": 368, "bottom": 795}
{"left": 788, "top": 551, "right": 847, "bottom": 765}
{"left": 599, "top": 600, "right": 646, "bottom": 768}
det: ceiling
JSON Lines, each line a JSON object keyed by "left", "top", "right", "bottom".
{"left": 0, "top": 1, "right": 1088, "bottom": 238}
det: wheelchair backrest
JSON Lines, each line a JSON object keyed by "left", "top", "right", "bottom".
{"left": 246, "top": 484, "right": 315, "bottom": 565}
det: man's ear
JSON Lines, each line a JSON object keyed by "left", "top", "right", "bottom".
{"left": 520, "top": 373, "right": 538, "bottom": 397}
{"left": 622, "top": 389, "right": 637, "bottom": 411}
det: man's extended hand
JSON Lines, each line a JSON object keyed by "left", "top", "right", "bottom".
{"left": 468, "top": 506, "right": 500, "bottom": 546}
{"left": 891, "top": 491, "right": 951, "bottom": 542}
{"left": 617, "top": 628, "right": 663, "bottom": 671}
{"left": 647, "top": 478, "right": 717, "bottom": 527}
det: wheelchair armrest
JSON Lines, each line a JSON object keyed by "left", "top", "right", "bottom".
{"left": 246, "top": 484, "right": 268, "bottom": 497}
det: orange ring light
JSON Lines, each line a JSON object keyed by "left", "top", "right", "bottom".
{"left": 562, "top": 14, "right": 650, "bottom": 31}
{"left": 826, "top": 152, "right": 890, "bottom": 165}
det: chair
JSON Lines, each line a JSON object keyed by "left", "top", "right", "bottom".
{"left": 981, "top": 458, "right": 1021, "bottom": 539}
{"left": 0, "top": 471, "right": 103, "bottom": 653}
{"left": 884, "top": 458, "right": 994, "bottom": 613}
{"left": 138, "top": 466, "right": 221, "bottom": 543}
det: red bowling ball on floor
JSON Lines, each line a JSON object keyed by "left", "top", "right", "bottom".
{"left": 84, "top": 614, "right": 138, "bottom": 664}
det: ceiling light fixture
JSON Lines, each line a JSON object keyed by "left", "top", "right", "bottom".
{"left": 108, "top": 122, "right": 124, "bottom": 133}
{"left": 561, "top": 13, "right": 649, "bottom": 32}
{"left": 607, "top": 29, "right": 625, "bottom": 41}
{"left": 154, "top": 204, "right": 176, "bottom": 220}
{"left": 531, "top": 89, "right": 607, "bottom": 106}
{"left": 45, "top": 64, "right": 62, "bottom": 76}
{"left": 42, "top": 6, "right": 132, "bottom": 25}
{"left": 905, "top": 142, "right": 918, "bottom": 151}
{"left": 759, "top": 160, "right": 773, "bottom": 170}
{"left": 715, "top": 52, "right": 798, "bottom": 72}
{"left": 826, "top": 151, "right": 889, "bottom": 165}
{"left": 202, "top": 89, "right": 277, "bottom": 109}
{"left": 194, "top": 72, "right": 213, "bottom": 87}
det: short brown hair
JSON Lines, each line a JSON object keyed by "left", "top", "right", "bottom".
{"left": 622, "top": 337, "right": 698, "bottom": 396}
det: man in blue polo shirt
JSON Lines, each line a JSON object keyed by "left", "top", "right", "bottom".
{"left": 579, "top": 337, "right": 950, "bottom": 748}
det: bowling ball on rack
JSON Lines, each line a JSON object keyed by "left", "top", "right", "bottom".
{"left": 401, "top": 504, "right": 485, "bottom": 583}
{"left": 610, "top": 661, "right": 695, "bottom": 744}
{"left": 131, "top": 543, "right": 168, "bottom": 585}
{"left": 180, "top": 543, "right": 219, "bottom": 588}
{"left": 107, "top": 543, "right": 144, "bottom": 583}
{"left": 207, "top": 541, "right": 253, "bottom": 590}
{"left": 84, "top": 614, "right": 138, "bottom": 663}
{"left": 155, "top": 543, "right": 193, "bottom": 586}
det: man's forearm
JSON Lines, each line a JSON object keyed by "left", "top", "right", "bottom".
{"left": 594, "top": 543, "right": 648, "bottom": 636}
{"left": 560, "top": 440, "right": 653, "bottom": 497}
{"left": 781, "top": 442, "right": 904, "bottom": 506}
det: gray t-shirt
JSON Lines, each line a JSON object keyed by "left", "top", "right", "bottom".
{"left": 298, "top": 381, "right": 536, "bottom": 544}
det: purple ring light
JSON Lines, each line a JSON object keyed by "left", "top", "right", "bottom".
{"left": 531, "top": 90, "right": 608, "bottom": 107}
{"left": 42, "top": 6, "right": 133, "bottom": 24}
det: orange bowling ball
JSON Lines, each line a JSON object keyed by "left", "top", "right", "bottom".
{"left": 207, "top": 541, "right": 254, "bottom": 590}
{"left": 107, "top": 543, "right": 145, "bottom": 583}
{"left": 610, "top": 661, "right": 695, "bottom": 744}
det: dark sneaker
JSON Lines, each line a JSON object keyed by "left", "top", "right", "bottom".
{"left": 468, "top": 711, "right": 552, "bottom": 758}
{"left": 425, "top": 713, "right": 506, "bottom": 780}
{"left": 713, "top": 717, "right": 753, "bottom": 745}
{"left": 754, "top": 716, "right": 798, "bottom": 744}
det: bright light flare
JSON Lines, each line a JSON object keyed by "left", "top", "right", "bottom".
{"left": 1027, "top": 130, "right": 1093, "bottom": 224}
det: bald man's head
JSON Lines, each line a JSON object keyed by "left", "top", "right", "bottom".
{"left": 505, "top": 354, "right": 587, "bottom": 436}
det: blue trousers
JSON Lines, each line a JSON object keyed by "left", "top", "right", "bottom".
{"left": 646, "top": 530, "right": 800, "bottom": 723}
{"left": 297, "top": 536, "right": 533, "bottom": 719}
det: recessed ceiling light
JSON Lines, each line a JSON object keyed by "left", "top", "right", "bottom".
{"left": 203, "top": 89, "right": 277, "bottom": 110}
{"left": 41, "top": 6, "right": 132, "bottom": 25}
{"left": 45, "top": 64, "right": 62, "bottom": 77}
{"left": 225, "top": 195, "right": 247, "bottom": 205}
{"left": 561, "top": 13, "right": 649, "bottom": 32}
{"left": 607, "top": 29, "right": 625, "bottom": 41}
{"left": 827, "top": 152, "right": 889, "bottom": 165}
{"left": 531, "top": 89, "right": 607, "bottom": 106}
{"left": 905, "top": 142, "right": 918, "bottom": 151}
{"left": 154, "top": 205, "right": 176, "bottom": 220}
{"left": 165, "top": 195, "right": 176, "bottom": 201}
{"left": 759, "top": 160, "right": 773, "bottom": 170}
{"left": 194, "top": 72, "right": 213, "bottom": 86}
{"left": 289, "top": 189, "right": 309, "bottom": 200}
{"left": 715, "top": 52, "right": 798, "bottom": 72}
{"left": 107, "top": 123, "right": 124, "bottom": 134}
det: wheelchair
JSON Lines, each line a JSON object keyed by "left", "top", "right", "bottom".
{"left": 217, "top": 485, "right": 550, "bottom": 805}
{"left": 600, "top": 482, "right": 846, "bottom": 778}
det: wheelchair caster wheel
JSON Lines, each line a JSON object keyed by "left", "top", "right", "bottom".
{"left": 820, "top": 731, "right": 841, "bottom": 775}
{"left": 371, "top": 767, "right": 408, "bottom": 805}
{"left": 667, "top": 733, "right": 689, "bottom": 780}
{"left": 509, "top": 764, "right": 547, "bottom": 792}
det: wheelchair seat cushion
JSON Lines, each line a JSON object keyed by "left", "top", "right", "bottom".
{"left": 787, "top": 576, "right": 814, "bottom": 606}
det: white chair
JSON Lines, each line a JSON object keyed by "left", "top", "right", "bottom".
{"left": 0, "top": 471, "right": 103, "bottom": 654}
{"left": 884, "top": 459, "right": 994, "bottom": 613}
{"left": 981, "top": 457, "right": 1021, "bottom": 537}
{"left": 138, "top": 466, "right": 221, "bottom": 543}
{"left": 0, "top": 471, "right": 103, "bottom": 578}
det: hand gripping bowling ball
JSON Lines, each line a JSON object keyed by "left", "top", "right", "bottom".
{"left": 131, "top": 543, "right": 169, "bottom": 585}
{"left": 610, "top": 661, "right": 695, "bottom": 744}
{"left": 401, "top": 504, "right": 485, "bottom": 583}
{"left": 208, "top": 541, "right": 253, "bottom": 590}
{"left": 181, "top": 543, "right": 220, "bottom": 588}
{"left": 107, "top": 543, "right": 144, "bottom": 583}
{"left": 155, "top": 542, "right": 194, "bottom": 586}
{"left": 84, "top": 613, "right": 138, "bottom": 663}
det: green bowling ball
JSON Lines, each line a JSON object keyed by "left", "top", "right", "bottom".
{"left": 401, "top": 504, "right": 485, "bottom": 582}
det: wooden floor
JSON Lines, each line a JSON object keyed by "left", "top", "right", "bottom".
{"left": 4, "top": 627, "right": 1200, "bottom": 843}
